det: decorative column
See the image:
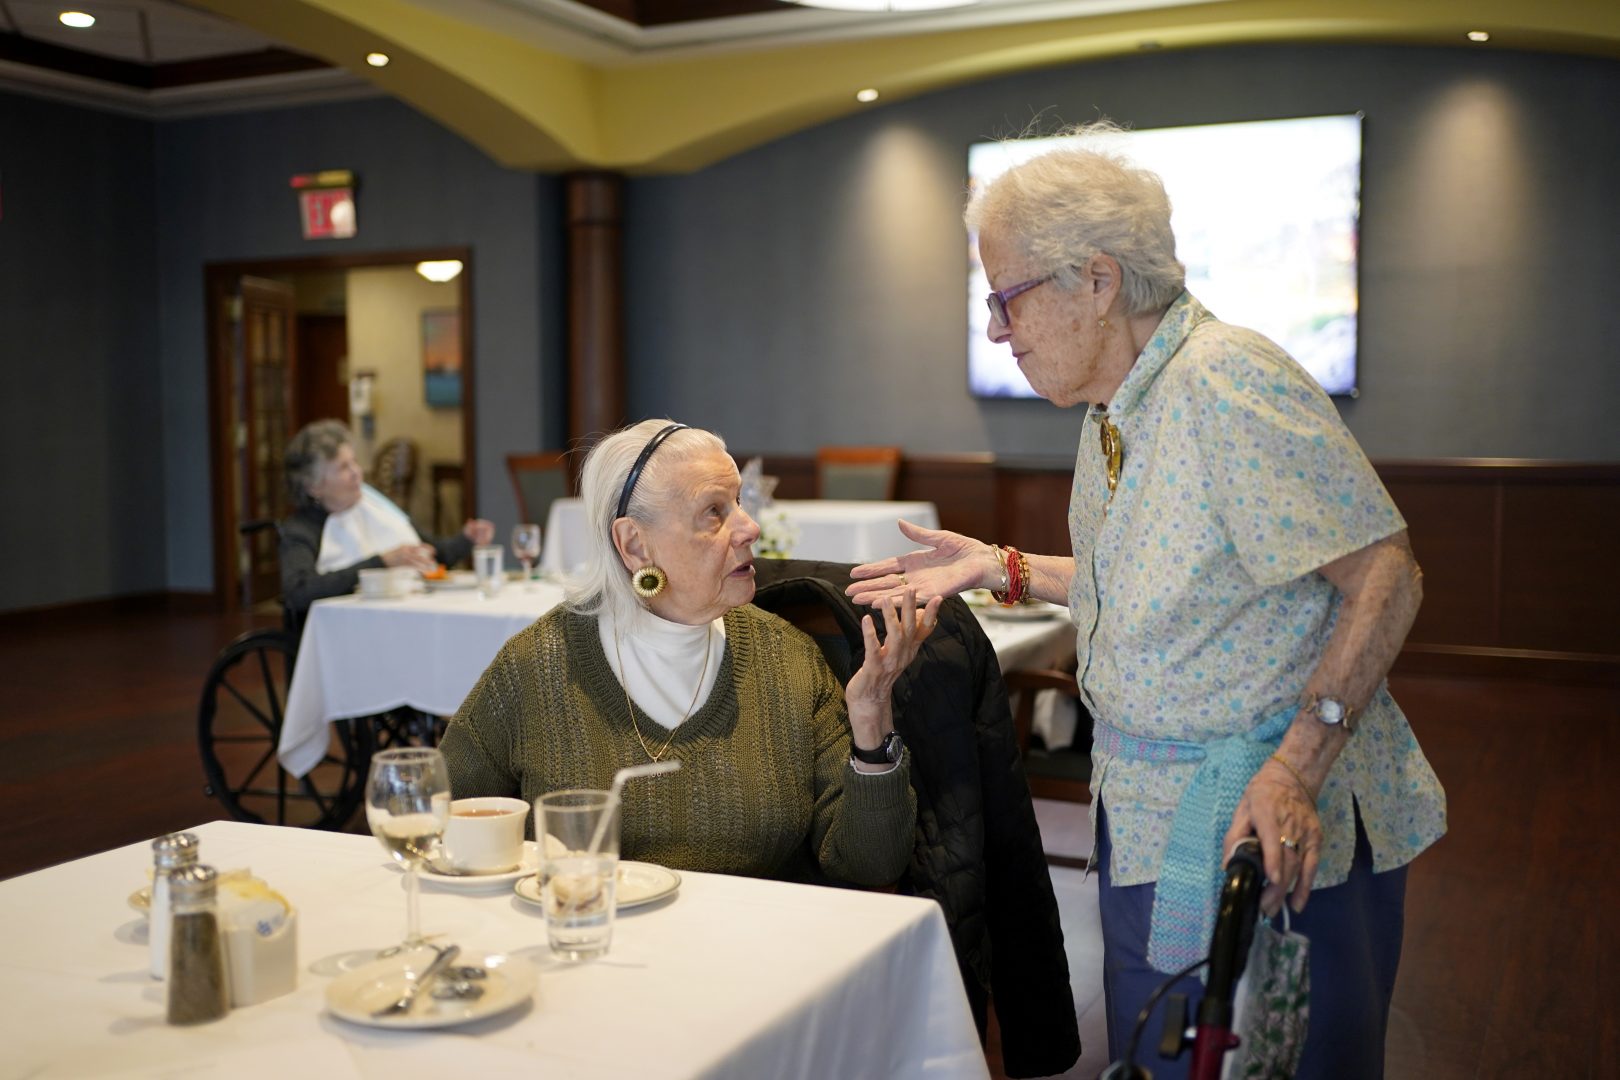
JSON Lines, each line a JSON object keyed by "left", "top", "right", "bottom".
{"left": 565, "top": 172, "right": 626, "bottom": 448}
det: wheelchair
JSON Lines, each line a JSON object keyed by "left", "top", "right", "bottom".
{"left": 197, "top": 519, "right": 443, "bottom": 830}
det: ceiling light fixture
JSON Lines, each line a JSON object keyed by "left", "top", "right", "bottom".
{"left": 416, "top": 260, "right": 463, "bottom": 283}
{"left": 855, "top": 88, "right": 880, "bottom": 103}
{"left": 1467, "top": 30, "right": 1490, "bottom": 43}
{"left": 366, "top": 52, "right": 390, "bottom": 67}
{"left": 783, "top": 0, "right": 979, "bottom": 12}
{"left": 58, "top": 11, "right": 96, "bottom": 28}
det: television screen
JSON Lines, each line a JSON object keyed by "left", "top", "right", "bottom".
{"left": 968, "top": 115, "right": 1362, "bottom": 398}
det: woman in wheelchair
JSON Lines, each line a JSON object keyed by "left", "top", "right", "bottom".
{"left": 279, "top": 419, "right": 494, "bottom": 615}
{"left": 440, "top": 419, "right": 938, "bottom": 886}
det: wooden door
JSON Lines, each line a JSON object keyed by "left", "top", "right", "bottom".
{"left": 295, "top": 314, "right": 350, "bottom": 426}
{"left": 233, "top": 277, "right": 298, "bottom": 607}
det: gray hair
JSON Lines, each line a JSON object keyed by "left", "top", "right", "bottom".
{"left": 284, "top": 419, "right": 353, "bottom": 507}
{"left": 964, "top": 120, "right": 1185, "bottom": 316}
{"left": 566, "top": 419, "right": 730, "bottom": 625}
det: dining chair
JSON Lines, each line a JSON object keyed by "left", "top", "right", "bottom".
{"left": 1004, "top": 668, "right": 1092, "bottom": 807}
{"left": 372, "top": 437, "right": 418, "bottom": 512}
{"left": 814, "top": 445, "right": 903, "bottom": 500}
{"left": 506, "top": 451, "right": 572, "bottom": 526}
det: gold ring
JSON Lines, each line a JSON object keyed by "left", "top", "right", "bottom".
{"left": 899, "top": 573, "right": 908, "bottom": 586}
{"left": 1280, "top": 836, "right": 1299, "bottom": 851}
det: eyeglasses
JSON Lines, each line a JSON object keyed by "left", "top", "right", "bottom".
{"left": 985, "top": 273, "right": 1056, "bottom": 328}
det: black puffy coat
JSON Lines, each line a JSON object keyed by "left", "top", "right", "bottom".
{"left": 753, "top": 559, "right": 1080, "bottom": 1078}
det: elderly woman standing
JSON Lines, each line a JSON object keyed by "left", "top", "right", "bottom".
{"left": 279, "top": 419, "right": 493, "bottom": 615}
{"left": 849, "top": 125, "right": 1445, "bottom": 1077}
{"left": 441, "top": 420, "right": 936, "bottom": 886}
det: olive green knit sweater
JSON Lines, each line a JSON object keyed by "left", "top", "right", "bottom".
{"left": 439, "top": 604, "right": 915, "bottom": 886}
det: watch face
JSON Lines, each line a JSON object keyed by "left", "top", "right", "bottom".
{"left": 1318, "top": 698, "right": 1346, "bottom": 724}
{"left": 881, "top": 732, "right": 904, "bottom": 762}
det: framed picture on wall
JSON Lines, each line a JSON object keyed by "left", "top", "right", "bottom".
{"left": 422, "top": 309, "right": 462, "bottom": 408}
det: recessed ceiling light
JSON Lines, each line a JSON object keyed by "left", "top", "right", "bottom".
{"left": 416, "top": 260, "right": 464, "bottom": 283}
{"left": 366, "top": 52, "right": 390, "bottom": 68}
{"left": 855, "top": 88, "right": 880, "bottom": 103}
{"left": 783, "top": 0, "right": 978, "bottom": 10}
{"left": 59, "top": 11, "right": 96, "bottom": 28}
{"left": 1467, "top": 30, "right": 1490, "bottom": 43}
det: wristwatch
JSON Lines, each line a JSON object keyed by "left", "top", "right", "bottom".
{"left": 1299, "top": 692, "right": 1358, "bottom": 735}
{"left": 851, "top": 731, "right": 904, "bottom": 766}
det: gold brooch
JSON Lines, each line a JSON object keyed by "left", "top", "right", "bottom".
{"left": 1099, "top": 415, "right": 1123, "bottom": 494}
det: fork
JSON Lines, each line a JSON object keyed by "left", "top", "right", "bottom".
{"left": 372, "top": 944, "right": 460, "bottom": 1018}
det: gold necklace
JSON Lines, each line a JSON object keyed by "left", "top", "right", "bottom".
{"left": 613, "top": 623, "right": 714, "bottom": 764}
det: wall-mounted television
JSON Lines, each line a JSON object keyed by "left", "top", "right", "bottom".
{"left": 968, "top": 114, "right": 1362, "bottom": 399}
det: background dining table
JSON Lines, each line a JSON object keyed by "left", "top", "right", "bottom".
{"left": 0, "top": 820, "right": 990, "bottom": 1079}
{"left": 278, "top": 582, "right": 1078, "bottom": 776}
{"left": 540, "top": 497, "right": 942, "bottom": 576}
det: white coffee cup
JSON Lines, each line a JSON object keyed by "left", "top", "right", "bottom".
{"left": 359, "top": 567, "right": 413, "bottom": 599}
{"left": 442, "top": 796, "right": 529, "bottom": 873}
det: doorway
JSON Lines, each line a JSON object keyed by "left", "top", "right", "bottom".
{"left": 205, "top": 249, "right": 476, "bottom": 610}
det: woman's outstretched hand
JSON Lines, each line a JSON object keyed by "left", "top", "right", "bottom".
{"left": 846, "top": 520, "right": 993, "bottom": 607}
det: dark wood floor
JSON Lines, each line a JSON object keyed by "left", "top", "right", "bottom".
{"left": 2, "top": 608, "right": 1615, "bottom": 1077}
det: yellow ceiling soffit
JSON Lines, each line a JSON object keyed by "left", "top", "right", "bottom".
{"left": 195, "top": 0, "right": 1620, "bottom": 174}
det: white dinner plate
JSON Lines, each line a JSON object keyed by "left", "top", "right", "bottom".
{"left": 513, "top": 861, "right": 681, "bottom": 911}
{"left": 325, "top": 952, "right": 537, "bottom": 1030}
{"left": 416, "top": 841, "right": 539, "bottom": 890}
{"left": 424, "top": 570, "right": 480, "bottom": 592}
{"left": 977, "top": 600, "right": 1068, "bottom": 622}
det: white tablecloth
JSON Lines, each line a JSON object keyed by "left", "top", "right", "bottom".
{"left": 970, "top": 605, "right": 1083, "bottom": 750}
{"left": 541, "top": 498, "right": 941, "bottom": 575}
{"left": 0, "top": 821, "right": 988, "bottom": 1079}
{"left": 279, "top": 583, "right": 567, "bottom": 776}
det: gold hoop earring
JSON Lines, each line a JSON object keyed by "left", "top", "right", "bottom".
{"left": 631, "top": 565, "right": 668, "bottom": 600}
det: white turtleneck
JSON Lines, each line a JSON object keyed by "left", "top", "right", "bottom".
{"left": 598, "top": 607, "right": 725, "bottom": 731}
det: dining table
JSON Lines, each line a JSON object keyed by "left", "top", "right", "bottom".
{"left": 0, "top": 820, "right": 989, "bottom": 1079}
{"left": 541, "top": 497, "right": 942, "bottom": 576}
{"left": 279, "top": 581, "right": 1080, "bottom": 776}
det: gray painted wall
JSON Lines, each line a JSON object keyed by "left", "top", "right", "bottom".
{"left": 625, "top": 44, "right": 1620, "bottom": 463}
{"left": 154, "top": 96, "right": 554, "bottom": 591}
{"left": 0, "top": 92, "right": 164, "bottom": 610}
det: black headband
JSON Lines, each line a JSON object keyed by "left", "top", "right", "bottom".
{"left": 615, "top": 423, "right": 689, "bottom": 521}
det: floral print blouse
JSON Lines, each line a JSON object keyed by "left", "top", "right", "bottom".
{"left": 1071, "top": 292, "right": 1446, "bottom": 887}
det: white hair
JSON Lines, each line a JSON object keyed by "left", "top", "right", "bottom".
{"left": 566, "top": 419, "right": 730, "bottom": 625}
{"left": 964, "top": 120, "right": 1185, "bottom": 316}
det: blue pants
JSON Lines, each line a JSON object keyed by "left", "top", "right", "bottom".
{"left": 1097, "top": 804, "right": 1407, "bottom": 1080}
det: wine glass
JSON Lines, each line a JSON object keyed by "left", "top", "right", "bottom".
{"left": 365, "top": 747, "right": 451, "bottom": 959}
{"left": 512, "top": 523, "right": 542, "bottom": 585}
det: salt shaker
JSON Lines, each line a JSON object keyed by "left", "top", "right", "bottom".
{"left": 167, "top": 864, "right": 229, "bottom": 1025}
{"left": 149, "top": 832, "right": 200, "bottom": 980}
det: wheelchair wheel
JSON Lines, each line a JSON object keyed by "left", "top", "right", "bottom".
{"left": 198, "top": 630, "right": 371, "bottom": 829}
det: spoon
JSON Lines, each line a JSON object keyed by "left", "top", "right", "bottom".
{"left": 371, "top": 944, "right": 460, "bottom": 1018}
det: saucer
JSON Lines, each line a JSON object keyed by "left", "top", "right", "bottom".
{"left": 326, "top": 952, "right": 536, "bottom": 1030}
{"left": 417, "top": 841, "right": 539, "bottom": 890}
{"left": 513, "top": 861, "right": 681, "bottom": 911}
{"left": 977, "top": 600, "right": 1067, "bottom": 622}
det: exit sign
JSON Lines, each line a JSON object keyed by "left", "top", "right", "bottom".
{"left": 290, "top": 170, "right": 357, "bottom": 240}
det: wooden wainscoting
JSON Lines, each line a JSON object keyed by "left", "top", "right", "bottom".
{"left": 736, "top": 453, "right": 1620, "bottom": 676}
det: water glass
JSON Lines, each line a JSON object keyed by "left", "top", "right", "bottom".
{"left": 534, "top": 790, "right": 620, "bottom": 961}
{"left": 511, "top": 523, "right": 541, "bottom": 584}
{"left": 473, "top": 544, "right": 504, "bottom": 598}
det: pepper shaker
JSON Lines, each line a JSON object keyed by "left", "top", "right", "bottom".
{"left": 149, "top": 832, "right": 200, "bottom": 980}
{"left": 167, "top": 864, "right": 230, "bottom": 1025}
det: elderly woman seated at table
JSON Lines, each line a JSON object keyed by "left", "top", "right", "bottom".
{"left": 441, "top": 419, "right": 937, "bottom": 886}
{"left": 279, "top": 419, "right": 494, "bottom": 615}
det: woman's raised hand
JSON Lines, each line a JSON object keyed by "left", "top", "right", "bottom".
{"left": 846, "top": 520, "right": 993, "bottom": 607}
{"left": 843, "top": 588, "right": 943, "bottom": 745}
